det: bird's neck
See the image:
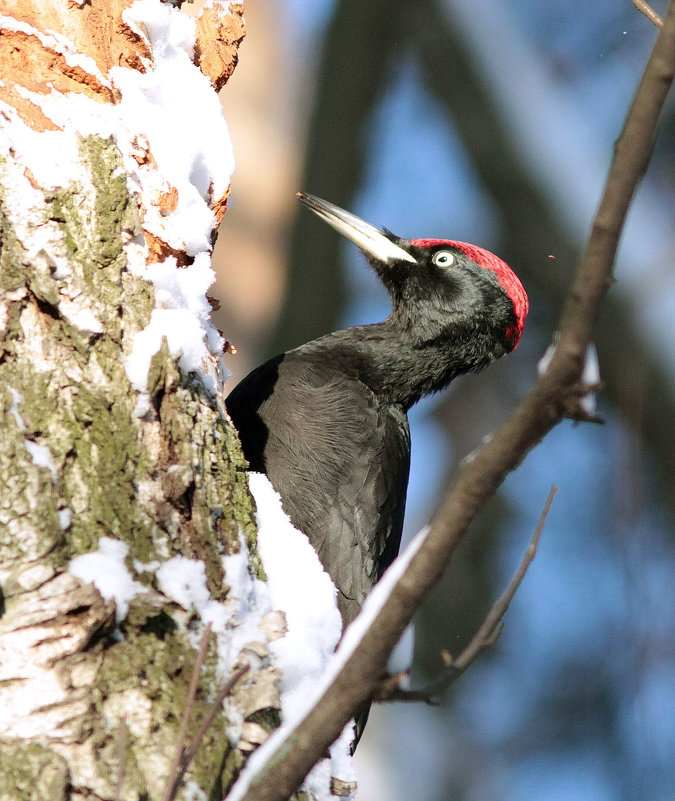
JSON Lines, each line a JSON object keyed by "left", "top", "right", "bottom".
{"left": 301, "top": 318, "right": 477, "bottom": 410}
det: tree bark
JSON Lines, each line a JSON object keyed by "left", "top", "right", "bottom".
{"left": 0, "top": 2, "right": 285, "bottom": 800}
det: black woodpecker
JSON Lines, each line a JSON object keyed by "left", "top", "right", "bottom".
{"left": 226, "top": 193, "right": 529, "bottom": 630}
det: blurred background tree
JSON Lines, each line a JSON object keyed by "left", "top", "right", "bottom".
{"left": 213, "top": 1, "right": 675, "bottom": 799}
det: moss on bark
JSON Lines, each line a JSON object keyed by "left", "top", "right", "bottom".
{"left": 0, "top": 134, "right": 262, "bottom": 800}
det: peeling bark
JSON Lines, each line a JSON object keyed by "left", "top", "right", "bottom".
{"left": 195, "top": 2, "right": 246, "bottom": 93}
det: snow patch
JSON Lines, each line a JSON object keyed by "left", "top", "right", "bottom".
{"left": 460, "top": 431, "right": 494, "bottom": 468}
{"left": 226, "top": 479, "right": 429, "bottom": 801}
{"left": 132, "top": 393, "right": 153, "bottom": 419}
{"left": 124, "top": 254, "right": 222, "bottom": 391}
{"left": 537, "top": 336, "right": 558, "bottom": 375}
{"left": 580, "top": 343, "right": 600, "bottom": 416}
{"left": 69, "top": 537, "right": 146, "bottom": 623}
{"left": 24, "top": 440, "right": 57, "bottom": 483}
{"left": 58, "top": 508, "right": 72, "bottom": 530}
{"left": 182, "top": 780, "right": 208, "bottom": 801}
{"left": 243, "top": 473, "right": 355, "bottom": 800}
{"left": 58, "top": 298, "right": 104, "bottom": 334}
{"left": 125, "top": 307, "right": 212, "bottom": 391}
{"left": 9, "top": 386, "right": 59, "bottom": 483}
{"left": 249, "top": 473, "right": 343, "bottom": 716}
{"left": 538, "top": 336, "right": 601, "bottom": 416}
{"left": 7, "top": 386, "right": 26, "bottom": 431}
{"left": 156, "top": 556, "right": 213, "bottom": 613}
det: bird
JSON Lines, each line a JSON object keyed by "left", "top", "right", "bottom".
{"left": 226, "top": 192, "right": 529, "bottom": 631}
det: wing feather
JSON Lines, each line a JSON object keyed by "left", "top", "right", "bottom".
{"left": 226, "top": 352, "right": 411, "bottom": 627}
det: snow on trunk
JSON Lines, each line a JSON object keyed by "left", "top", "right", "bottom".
{"left": 0, "top": 1, "right": 300, "bottom": 798}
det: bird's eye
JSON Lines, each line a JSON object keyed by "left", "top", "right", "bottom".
{"left": 432, "top": 250, "right": 455, "bottom": 268}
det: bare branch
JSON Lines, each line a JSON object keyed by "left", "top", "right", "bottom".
{"left": 162, "top": 623, "right": 212, "bottom": 801}
{"left": 632, "top": 0, "right": 664, "bottom": 27}
{"left": 233, "top": 5, "right": 675, "bottom": 800}
{"left": 177, "top": 664, "right": 250, "bottom": 784}
{"left": 377, "top": 486, "right": 558, "bottom": 703}
{"left": 163, "top": 621, "right": 250, "bottom": 801}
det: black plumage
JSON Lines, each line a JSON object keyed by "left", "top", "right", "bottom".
{"left": 226, "top": 194, "right": 529, "bottom": 631}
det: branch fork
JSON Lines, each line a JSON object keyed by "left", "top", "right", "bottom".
{"left": 374, "top": 486, "right": 557, "bottom": 706}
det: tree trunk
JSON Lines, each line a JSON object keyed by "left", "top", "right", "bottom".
{"left": 0, "top": 2, "right": 289, "bottom": 799}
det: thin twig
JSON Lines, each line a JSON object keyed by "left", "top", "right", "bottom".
{"left": 115, "top": 716, "right": 127, "bottom": 801}
{"left": 161, "top": 623, "right": 212, "bottom": 801}
{"left": 632, "top": 0, "right": 664, "bottom": 27}
{"left": 453, "top": 484, "right": 556, "bottom": 669}
{"left": 177, "top": 664, "right": 251, "bottom": 782}
{"left": 378, "top": 486, "right": 558, "bottom": 703}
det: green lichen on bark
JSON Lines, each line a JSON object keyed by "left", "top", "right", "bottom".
{"left": 91, "top": 627, "right": 234, "bottom": 799}
{"left": 0, "top": 132, "right": 262, "bottom": 800}
{"left": 1, "top": 133, "right": 257, "bottom": 565}
{"left": 0, "top": 178, "right": 27, "bottom": 297}
{"left": 1, "top": 148, "right": 151, "bottom": 564}
{"left": 0, "top": 742, "right": 69, "bottom": 801}
{"left": 47, "top": 136, "right": 137, "bottom": 340}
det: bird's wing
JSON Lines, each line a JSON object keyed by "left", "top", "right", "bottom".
{"left": 337, "top": 405, "right": 410, "bottom": 626}
{"left": 226, "top": 354, "right": 411, "bottom": 627}
{"left": 225, "top": 353, "right": 285, "bottom": 473}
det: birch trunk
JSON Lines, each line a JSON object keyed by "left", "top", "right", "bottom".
{"left": 0, "top": 2, "right": 285, "bottom": 799}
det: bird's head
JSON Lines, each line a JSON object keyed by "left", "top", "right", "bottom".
{"left": 297, "top": 192, "right": 529, "bottom": 356}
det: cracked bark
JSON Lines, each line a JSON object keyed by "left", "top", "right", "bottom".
{"left": 0, "top": 3, "right": 283, "bottom": 800}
